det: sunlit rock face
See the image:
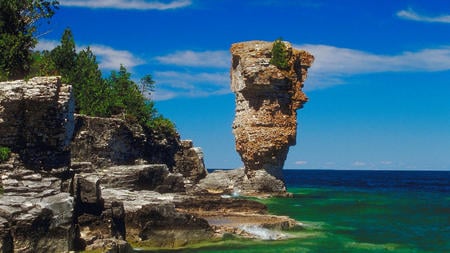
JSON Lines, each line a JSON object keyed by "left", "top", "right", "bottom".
{"left": 230, "top": 40, "right": 314, "bottom": 193}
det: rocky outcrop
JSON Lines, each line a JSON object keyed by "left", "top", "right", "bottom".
{"left": 230, "top": 40, "right": 314, "bottom": 194}
{"left": 196, "top": 168, "right": 287, "bottom": 197}
{"left": 0, "top": 73, "right": 307, "bottom": 252}
{"left": 0, "top": 76, "right": 74, "bottom": 169}
{"left": 87, "top": 164, "right": 186, "bottom": 193}
{"left": 0, "top": 76, "right": 209, "bottom": 252}
{"left": 0, "top": 166, "right": 75, "bottom": 253}
{"left": 70, "top": 172, "right": 212, "bottom": 251}
{"left": 71, "top": 114, "right": 179, "bottom": 168}
{"left": 173, "top": 140, "right": 207, "bottom": 184}
{"left": 71, "top": 115, "right": 207, "bottom": 183}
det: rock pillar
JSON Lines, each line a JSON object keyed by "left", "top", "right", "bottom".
{"left": 230, "top": 40, "right": 313, "bottom": 189}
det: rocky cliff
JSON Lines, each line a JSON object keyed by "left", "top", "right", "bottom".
{"left": 0, "top": 77, "right": 74, "bottom": 169}
{"left": 230, "top": 40, "right": 314, "bottom": 193}
{"left": 0, "top": 76, "right": 210, "bottom": 252}
{"left": 70, "top": 115, "right": 207, "bottom": 184}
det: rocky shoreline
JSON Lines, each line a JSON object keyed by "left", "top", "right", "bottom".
{"left": 0, "top": 158, "right": 301, "bottom": 252}
{"left": 0, "top": 40, "right": 313, "bottom": 252}
{"left": 0, "top": 78, "right": 300, "bottom": 253}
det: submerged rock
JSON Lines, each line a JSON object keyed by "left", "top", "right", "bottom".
{"left": 230, "top": 40, "right": 314, "bottom": 194}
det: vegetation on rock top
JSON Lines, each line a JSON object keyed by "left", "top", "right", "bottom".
{"left": 270, "top": 38, "right": 290, "bottom": 70}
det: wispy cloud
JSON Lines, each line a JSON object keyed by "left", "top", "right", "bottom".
{"left": 89, "top": 44, "right": 144, "bottom": 70}
{"left": 60, "top": 0, "right": 192, "bottom": 10}
{"left": 152, "top": 50, "right": 231, "bottom": 100}
{"left": 34, "top": 39, "right": 59, "bottom": 51}
{"left": 152, "top": 71, "right": 229, "bottom": 100}
{"left": 352, "top": 161, "right": 367, "bottom": 167}
{"left": 35, "top": 39, "right": 144, "bottom": 71}
{"left": 380, "top": 161, "right": 393, "bottom": 165}
{"left": 155, "top": 50, "right": 229, "bottom": 68}
{"left": 396, "top": 8, "right": 450, "bottom": 24}
{"left": 294, "top": 160, "right": 308, "bottom": 166}
{"left": 296, "top": 44, "right": 450, "bottom": 89}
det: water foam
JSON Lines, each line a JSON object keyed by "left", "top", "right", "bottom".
{"left": 239, "top": 225, "right": 290, "bottom": 240}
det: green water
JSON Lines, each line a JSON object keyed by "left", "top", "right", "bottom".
{"left": 142, "top": 187, "right": 449, "bottom": 252}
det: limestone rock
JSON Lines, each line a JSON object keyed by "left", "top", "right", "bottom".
{"left": 71, "top": 114, "right": 180, "bottom": 168}
{"left": 92, "top": 164, "right": 184, "bottom": 193}
{"left": 197, "top": 168, "right": 288, "bottom": 196}
{"left": 0, "top": 76, "right": 74, "bottom": 169}
{"left": 72, "top": 174, "right": 104, "bottom": 216}
{"left": 0, "top": 168, "right": 75, "bottom": 253}
{"left": 173, "top": 140, "right": 207, "bottom": 183}
{"left": 128, "top": 203, "right": 213, "bottom": 248}
{"left": 230, "top": 40, "right": 313, "bottom": 193}
{"left": 71, "top": 115, "right": 207, "bottom": 183}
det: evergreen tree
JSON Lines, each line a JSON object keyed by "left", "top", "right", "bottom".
{"left": 0, "top": 0, "right": 59, "bottom": 80}
{"left": 270, "top": 37, "right": 289, "bottom": 70}
{"left": 107, "top": 65, "right": 155, "bottom": 124}
{"left": 139, "top": 74, "right": 155, "bottom": 94}
{"left": 74, "top": 47, "right": 111, "bottom": 116}
{"left": 50, "top": 28, "right": 77, "bottom": 82}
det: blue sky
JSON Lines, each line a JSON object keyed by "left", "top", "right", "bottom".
{"left": 37, "top": 0, "right": 450, "bottom": 170}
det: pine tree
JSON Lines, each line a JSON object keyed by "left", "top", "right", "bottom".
{"left": 74, "top": 47, "right": 111, "bottom": 116}
{"left": 51, "top": 29, "right": 77, "bottom": 82}
{"left": 270, "top": 38, "right": 289, "bottom": 70}
{"left": 0, "top": 0, "right": 59, "bottom": 80}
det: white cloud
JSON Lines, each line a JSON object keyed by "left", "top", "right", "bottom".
{"left": 60, "top": 0, "right": 192, "bottom": 10}
{"left": 35, "top": 39, "right": 59, "bottom": 51}
{"left": 397, "top": 8, "right": 450, "bottom": 24}
{"left": 352, "top": 161, "right": 366, "bottom": 167}
{"left": 35, "top": 40, "right": 144, "bottom": 71}
{"left": 294, "top": 160, "right": 308, "bottom": 166}
{"left": 151, "top": 71, "right": 230, "bottom": 100}
{"left": 89, "top": 45, "right": 144, "bottom": 70}
{"left": 296, "top": 44, "right": 450, "bottom": 89}
{"left": 155, "top": 50, "right": 229, "bottom": 68}
{"left": 380, "top": 161, "right": 393, "bottom": 165}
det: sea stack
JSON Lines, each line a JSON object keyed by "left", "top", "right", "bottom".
{"left": 230, "top": 40, "right": 314, "bottom": 193}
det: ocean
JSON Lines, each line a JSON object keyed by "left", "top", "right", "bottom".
{"left": 144, "top": 170, "right": 450, "bottom": 253}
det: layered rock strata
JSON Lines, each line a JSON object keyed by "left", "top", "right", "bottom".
{"left": 230, "top": 40, "right": 314, "bottom": 193}
{"left": 0, "top": 77, "right": 210, "bottom": 252}
{"left": 0, "top": 76, "right": 74, "bottom": 169}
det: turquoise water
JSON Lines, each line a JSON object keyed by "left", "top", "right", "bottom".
{"left": 143, "top": 170, "right": 450, "bottom": 252}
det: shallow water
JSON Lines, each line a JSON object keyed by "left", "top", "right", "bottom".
{"left": 139, "top": 170, "right": 450, "bottom": 252}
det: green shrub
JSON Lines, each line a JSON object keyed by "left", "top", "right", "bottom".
{"left": 0, "top": 146, "right": 11, "bottom": 162}
{"left": 146, "top": 116, "right": 177, "bottom": 136}
{"left": 270, "top": 37, "right": 289, "bottom": 69}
